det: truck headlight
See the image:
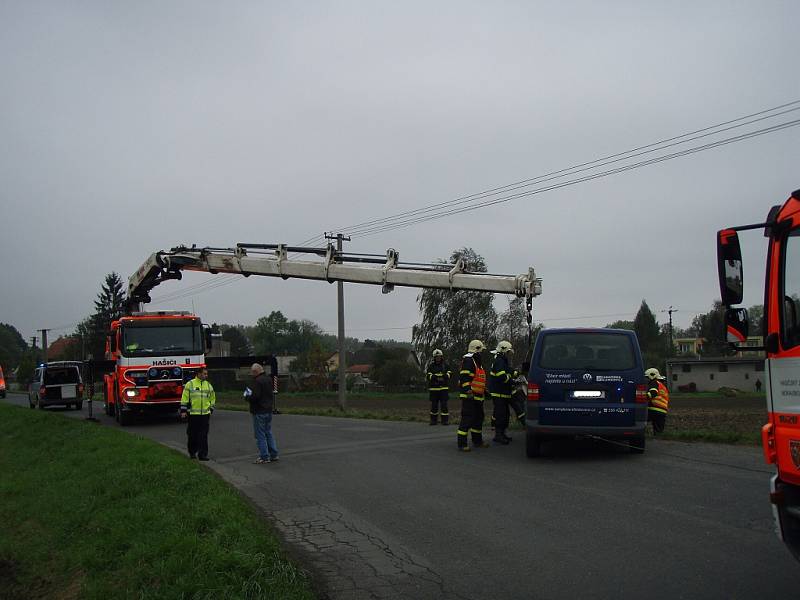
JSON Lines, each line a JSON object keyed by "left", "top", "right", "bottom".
{"left": 126, "top": 389, "right": 137, "bottom": 397}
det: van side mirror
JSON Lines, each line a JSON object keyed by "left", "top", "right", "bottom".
{"left": 717, "top": 229, "right": 744, "bottom": 306}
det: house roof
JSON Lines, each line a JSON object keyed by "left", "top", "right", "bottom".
{"left": 346, "top": 364, "right": 371, "bottom": 374}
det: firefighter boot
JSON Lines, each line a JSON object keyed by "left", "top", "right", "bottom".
{"left": 493, "top": 429, "right": 510, "bottom": 445}
{"left": 430, "top": 412, "right": 438, "bottom": 425}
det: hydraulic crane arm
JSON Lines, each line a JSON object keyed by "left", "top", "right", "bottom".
{"left": 128, "top": 243, "right": 542, "bottom": 310}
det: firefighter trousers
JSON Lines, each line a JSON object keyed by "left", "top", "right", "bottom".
{"left": 491, "top": 394, "right": 525, "bottom": 428}
{"left": 187, "top": 414, "right": 210, "bottom": 458}
{"left": 648, "top": 408, "right": 666, "bottom": 434}
{"left": 491, "top": 394, "right": 511, "bottom": 431}
{"left": 457, "top": 396, "right": 485, "bottom": 448}
{"left": 429, "top": 389, "right": 449, "bottom": 424}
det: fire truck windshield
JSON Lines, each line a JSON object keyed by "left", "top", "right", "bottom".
{"left": 120, "top": 321, "right": 204, "bottom": 357}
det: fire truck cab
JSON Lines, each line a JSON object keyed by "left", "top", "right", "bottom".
{"left": 103, "top": 311, "right": 212, "bottom": 425}
{"left": 717, "top": 188, "right": 800, "bottom": 561}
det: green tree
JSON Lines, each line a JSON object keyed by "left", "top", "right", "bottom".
{"left": 84, "top": 273, "right": 126, "bottom": 359}
{"left": 633, "top": 300, "right": 662, "bottom": 354}
{"left": 217, "top": 324, "right": 252, "bottom": 355}
{"left": 748, "top": 304, "right": 764, "bottom": 337}
{"left": 0, "top": 323, "right": 28, "bottom": 369}
{"left": 289, "top": 339, "right": 329, "bottom": 377}
{"left": 606, "top": 320, "right": 634, "bottom": 330}
{"left": 252, "top": 311, "right": 290, "bottom": 354}
{"left": 692, "top": 301, "right": 729, "bottom": 357}
{"left": 372, "top": 358, "right": 422, "bottom": 391}
{"left": 413, "top": 248, "right": 498, "bottom": 366}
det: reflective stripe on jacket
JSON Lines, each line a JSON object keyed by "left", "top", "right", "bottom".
{"left": 426, "top": 360, "right": 451, "bottom": 391}
{"left": 647, "top": 380, "right": 669, "bottom": 414}
{"left": 181, "top": 378, "right": 216, "bottom": 416}
{"left": 488, "top": 353, "right": 516, "bottom": 399}
{"left": 459, "top": 354, "right": 486, "bottom": 400}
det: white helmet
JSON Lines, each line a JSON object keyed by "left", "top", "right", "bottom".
{"left": 432, "top": 349, "right": 443, "bottom": 358}
{"left": 468, "top": 339, "right": 486, "bottom": 354}
{"left": 645, "top": 368, "right": 664, "bottom": 381}
{"left": 496, "top": 341, "right": 514, "bottom": 355}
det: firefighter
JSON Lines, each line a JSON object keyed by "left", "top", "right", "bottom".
{"left": 489, "top": 341, "right": 518, "bottom": 444}
{"left": 180, "top": 367, "right": 216, "bottom": 461}
{"left": 645, "top": 367, "right": 669, "bottom": 435}
{"left": 426, "top": 349, "right": 451, "bottom": 425}
{"left": 457, "top": 339, "right": 489, "bottom": 452}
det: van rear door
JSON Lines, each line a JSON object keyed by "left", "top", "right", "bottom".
{"left": 534, "top": 331, "right": 641, "bottom": 428}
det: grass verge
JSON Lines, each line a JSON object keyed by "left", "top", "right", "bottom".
{"left": 0, "top": 403, "right": 315, "bottom": 600}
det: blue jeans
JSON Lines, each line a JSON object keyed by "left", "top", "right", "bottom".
{"left": 252, "top": 412, "right": 279, "bottom": 460}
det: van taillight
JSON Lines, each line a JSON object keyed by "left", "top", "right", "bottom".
{"left": 39, "top": 386, "right": 47, "bottom": 397}
{"left": 635, "top": 385, "right": 647, "bottom": 403}
{"left": 527, "top": 382, "right": 540, "bottom": 401}
{"left": 77, "top": 383, "right": 84, "bottom": 397}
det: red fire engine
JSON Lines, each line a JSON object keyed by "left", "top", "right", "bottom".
{"left": 717, "top": 188, "right": 800, "bottom": 560}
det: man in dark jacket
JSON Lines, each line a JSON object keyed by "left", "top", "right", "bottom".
{"left": 246, "top": 362, "right": 279, "bottom": 464}
{"left": 426, "top": 349, "right": 451, "bottom": 425}
{"left": 489, "top": 341, "right": 518, "bottom": 445}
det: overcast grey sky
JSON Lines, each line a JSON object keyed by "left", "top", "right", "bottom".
{"left": 1, "top": 1, "right": 798, "bottom": 345}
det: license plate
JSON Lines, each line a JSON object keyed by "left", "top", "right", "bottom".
{"left": 570, "top": 390, "right": 605, "bottom": 399}
{"left": 61, "top": 385, "right": 76, "bottom": 399}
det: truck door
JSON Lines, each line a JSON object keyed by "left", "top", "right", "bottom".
{"left": 769, "top": 227, "right": 800, "bottom": 487}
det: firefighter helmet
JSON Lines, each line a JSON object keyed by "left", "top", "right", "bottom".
{"left": 645, "top": 368, "right": 664, "bottom": 380}
{"left": 496, "top": 341, "right": 513, "bottom": 355}
{"left": 468, "top": 339, "right": 485, "bottom": 354}
{"left": 432, "top": 349, "right": 443, "bottom": 358}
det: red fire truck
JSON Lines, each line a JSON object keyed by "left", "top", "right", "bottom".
{"left": 102, "top": 311, "right": 212, "bottom": 425}
{"left": 717, "top": 187, "right": 800, "bottom": 560}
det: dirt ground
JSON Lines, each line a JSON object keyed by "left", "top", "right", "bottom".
{"left": 218, "top": 392, "right": 768, "bottom": 443}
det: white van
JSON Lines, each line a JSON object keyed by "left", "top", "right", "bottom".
{"left": 28, "top": 362, "right": 85, "bottom": 410}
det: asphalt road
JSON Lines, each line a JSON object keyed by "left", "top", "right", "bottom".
{"left": 4, "top": 392, "right": 797, "bottom": 599}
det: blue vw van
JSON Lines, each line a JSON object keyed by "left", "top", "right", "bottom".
{"left": 526, "top": 328, "right": 647, "bottom": 457}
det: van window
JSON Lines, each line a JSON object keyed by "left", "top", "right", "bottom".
{"left": 539, "top": 333, "right": 636, "bottom": 370}
{"left": 44, "top": 367, "right": 80, "bottom": 385}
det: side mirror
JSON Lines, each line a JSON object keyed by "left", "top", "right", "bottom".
{"left": 717, "top": 229, "right": 744, "bottom": 306}
{"left": 109, "top": 334, "right": 117, "bottom": 353}
{"left": 725, "top": 308, "right": 749, "bottom": 343}
{"left": 205, "top": 328, "right": 213, "bottom": 351}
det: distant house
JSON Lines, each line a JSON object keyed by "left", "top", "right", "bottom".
{"left": 666, "top": 357, "right": 765, "bottom": 392}
{"left": 326, "top": 351, "right": 355, "bottom": 373}
{"left": 346, "top": 364, "right": 372, "bottom": 376}
{"left": 672, "top": 335, "right": 763, "bottom": 359}
{"left": 48, "top": 336, "right": 79, "bottom": 360}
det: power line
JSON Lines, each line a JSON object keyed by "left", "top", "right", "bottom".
{"left": 320, "top": 99, "right": 800, "bottom": 238}
{"left": 350, "top": 118, "right": 800, "bottom": 237}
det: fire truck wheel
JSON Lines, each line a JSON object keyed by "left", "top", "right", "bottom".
{"left": 118, "top": 409, "right": 132, "bottom": 426}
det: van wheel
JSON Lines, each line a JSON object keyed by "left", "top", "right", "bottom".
{"left": 29, "top": 395, "right": 34, "bottom": 409}
{"left": 526, "top": 433, "right": 541, "bottom": 458}
{"left": 37, "top": 399, "right": 45, "bottom": 410}
{"left": 630, "top": 435, "right": 645, "bottom": 454}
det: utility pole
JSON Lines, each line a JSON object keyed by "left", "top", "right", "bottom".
{"left": 661, "top": 307, "right": 678, "bottom": 350}
{"left": 326, "top": 232, "right": 351, "bottom": 410}
{"left": 39, "top": 329, "right": 51, "bottom": 363}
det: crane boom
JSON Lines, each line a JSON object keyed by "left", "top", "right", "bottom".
{"left": 127, "top": 243, "right": 542, "bottom": 309}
